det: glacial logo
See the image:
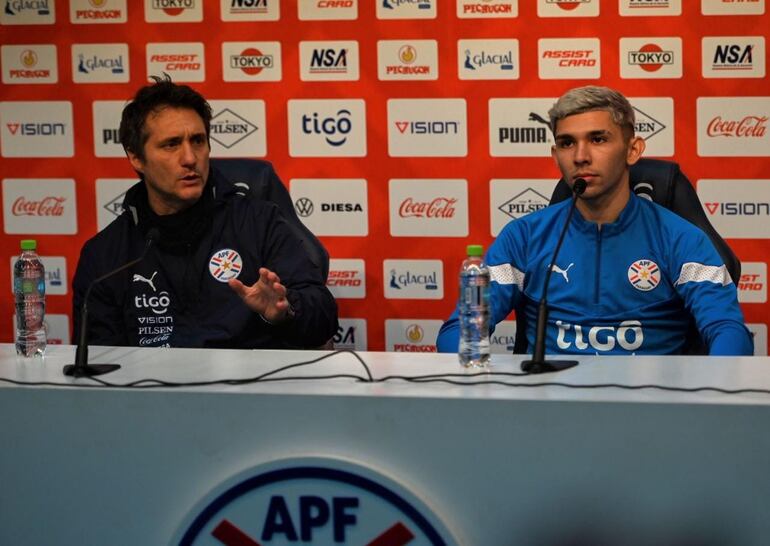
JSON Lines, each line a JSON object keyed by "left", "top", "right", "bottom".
{"left": 462, "top": 48, "right": 513, "bottom": 71}
{"left": 556, "top": 320, "right": 644, "bottom": 352}
{"left": 384, "top": 259, "right": 443, "bottom": 300}
{"left": 378, "top": 0, "right": 435, "bottom": 18}
{"left": 3, "top": 0, "right": 51, "bottom": 17}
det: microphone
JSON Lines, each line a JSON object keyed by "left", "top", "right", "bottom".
{"left": 521, "top": 178, "right": 586, "bottom": 374}
{"left": 63, "top": 228, "right": 160, "bottom": 377}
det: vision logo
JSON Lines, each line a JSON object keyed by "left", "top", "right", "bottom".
{"left": 175, "top": 459, "right": 456, "bottom": 545}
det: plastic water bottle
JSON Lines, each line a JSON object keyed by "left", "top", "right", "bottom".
{"left": 14, "top": 239, "right": 46, "bottom": 357}
{"left": 459, "top": 244, "right": 490, "bottom": 367}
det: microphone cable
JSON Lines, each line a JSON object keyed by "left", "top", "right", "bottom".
{"left": 2, "top": 349, "right": 770, "bottom": 397}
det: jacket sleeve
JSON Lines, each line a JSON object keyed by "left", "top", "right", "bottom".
{"left": 437, "top": 220, "right": 528, "bottom": 353}
{"left": 71, "top": 240, "right": 130, "bottom": 347}
{"left": 256, "top": 204, "right": 338, "bottom": 349}
{"left": 668, "top": 226, "right": 753, "bottom": 356}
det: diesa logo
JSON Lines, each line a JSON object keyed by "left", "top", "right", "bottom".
{"left": 288, "top": 100, "right": 367, "bottom": 157}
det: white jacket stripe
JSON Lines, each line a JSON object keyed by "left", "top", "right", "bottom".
{"left": 675, "top": 262, "right": 732, "bottom": 287}
{"left": 489, "top": 263, "right": 525, "bottom": 289}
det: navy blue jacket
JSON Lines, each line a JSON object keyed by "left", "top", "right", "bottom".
{"left": 72, "top": 168, "right": 338, "bottom": 349}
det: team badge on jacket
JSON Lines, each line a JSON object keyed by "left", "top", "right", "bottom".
{"left": 628, "top": 259, "right": 660, "bottom": 291}
{"left": 209, "top": 249, "right": 243, "bottom": 282}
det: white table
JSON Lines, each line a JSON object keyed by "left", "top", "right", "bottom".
{"left": 1, "top": 344, "right": 769, "bottom": 545}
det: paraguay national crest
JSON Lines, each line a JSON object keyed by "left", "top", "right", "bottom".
{"left": 628, "top": 259, "right": 660, "bottom": 291}
{"left": 209, "top": 248, "right": 243, "bottom": 282}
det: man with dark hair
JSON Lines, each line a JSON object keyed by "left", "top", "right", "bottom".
{"left": 437, "top": 85, "right": 752, "bottom": 356}
{"left": 73, "top": 76, "right": 338, "bottom": 349}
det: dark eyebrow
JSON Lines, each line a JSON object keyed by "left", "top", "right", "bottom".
{"left": 555, "top": 129, "right": 611, "bottom": 141}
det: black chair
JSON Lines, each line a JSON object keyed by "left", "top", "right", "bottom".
{"left": 211, "top": 158, "right": 330, "bottom": 280}
{"left": 513, "top": 158, "right": 740, "bottom": 355}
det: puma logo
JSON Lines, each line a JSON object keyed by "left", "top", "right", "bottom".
{"left": 549, "top": 263, "right": 574, "bottom": 283}
{"left": 529, "top": 112, "right": 550, "bottom": 126}
{"left": 133, "top": 271, "right": 158, "bottom": 292}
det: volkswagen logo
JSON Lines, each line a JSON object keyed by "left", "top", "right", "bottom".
{"left": 294, "top": 197, "right": 314, "bottom": 217}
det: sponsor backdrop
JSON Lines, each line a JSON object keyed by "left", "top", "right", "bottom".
{"left": 1, "top": 0, "right": 768, "bottom": 354}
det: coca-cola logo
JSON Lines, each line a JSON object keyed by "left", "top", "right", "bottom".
{"left": 399, "top": 197, "right": 457, "bottom": 218}
{"left": 12, "top": 196, "right": 66, "bottom": 216}
{"left": 706, "top": 116, "right": 768, "bottom": 138}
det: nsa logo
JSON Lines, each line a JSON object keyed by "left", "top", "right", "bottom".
{"left": 210, "top": 108, "right": 258, "bottom": 149}
{"left": 209, "top": 248, "right": 243, "bottom": 282}
{"left": 628, "top": 259, "right": 660, "bottom": 291}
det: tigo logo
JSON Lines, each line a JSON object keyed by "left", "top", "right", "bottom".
{"left": 1, "top": 44, "right": 57, "bottom": 84}
{"left": 457, "top": 0, "right": 517, "bottom": 18}
{"left": 288, "top": 100, "right": 366, "bottom": 157}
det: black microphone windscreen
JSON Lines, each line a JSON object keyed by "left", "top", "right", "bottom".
{"left": 573, "top": 178, "right": 587, "bottom": 196}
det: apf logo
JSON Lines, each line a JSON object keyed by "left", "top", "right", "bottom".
{"left": 209, "top": 249, "right": 243, "bottom": 282}
{"left": 175, "top": 458, "right": 456, "bottom": 545}
{"left": 628, "top": 259, "right": 660, "bottom": 291}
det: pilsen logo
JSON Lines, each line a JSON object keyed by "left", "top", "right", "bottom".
{"left": 707, "top": 116, "right": 767, "bottom": 138}
{"left": 399, "top": 197, "right": 457, "bottom": 218}
{"left": 12, "top": 196, "right": 66, "bottom": 216}
{"left": 230, "top": 48, "right": 273, "bottom": 75}
{"left": 152, "top": 0, "right": 194, "bottom": 16}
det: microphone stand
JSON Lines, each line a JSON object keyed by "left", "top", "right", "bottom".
{"left": 521, "top": 179, "right": 586, "bottom": 374}
{"left": 63, "top": 230, "right": 158, "bottom": 377}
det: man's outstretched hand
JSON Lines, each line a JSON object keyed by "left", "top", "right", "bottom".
{"left": 229, "top": 267, "right": 293, "bottom": 324}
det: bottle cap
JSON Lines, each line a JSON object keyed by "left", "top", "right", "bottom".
{"left": 466, "top": 244, "right": 483, "bottom": 257}
{"left": 20, "top": 239, "right": 37, "bottom": 251}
